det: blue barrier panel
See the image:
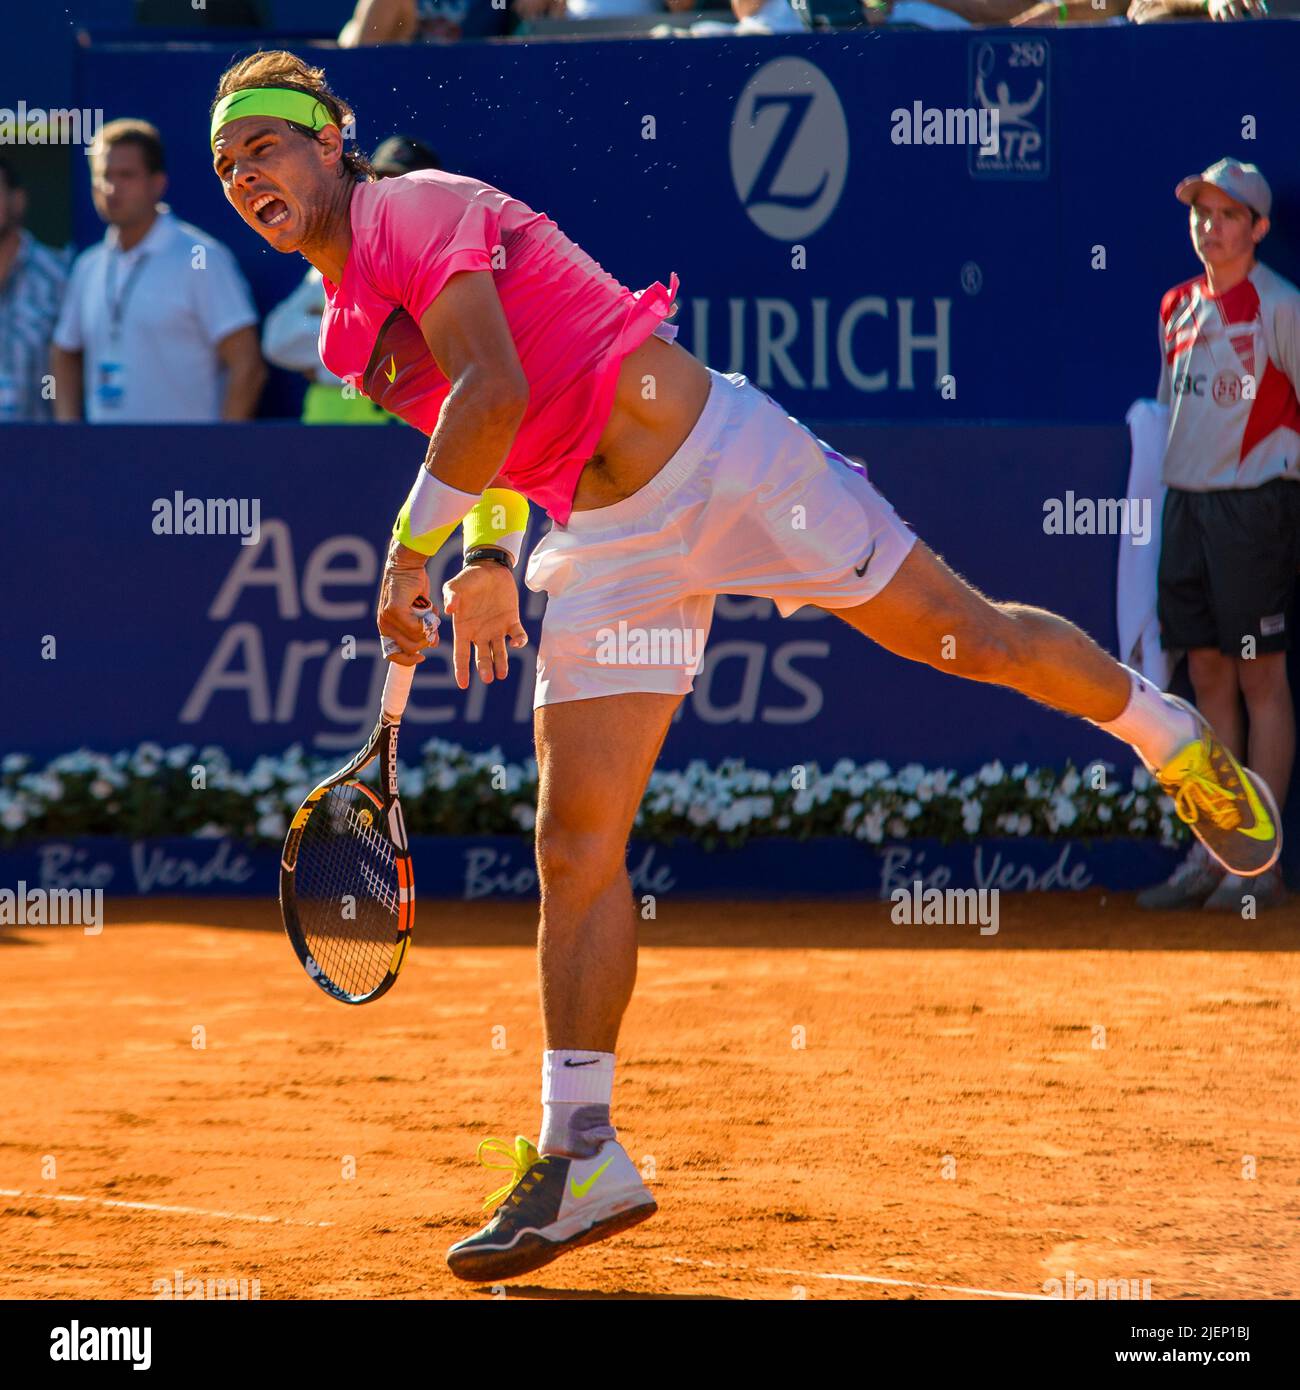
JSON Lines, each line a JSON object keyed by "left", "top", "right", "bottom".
{"left": 71, "top": 25, "right": 1300, "bottom": 425}
{"left": 0, "top": 834, "right": 1184, "bottom": 901}
{"left": 0, "top": 419, "right": 1132, "bottom": 778}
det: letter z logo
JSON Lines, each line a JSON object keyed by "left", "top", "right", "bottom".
{"left": 730, "top": 58, "right": 848, "bottom": 241}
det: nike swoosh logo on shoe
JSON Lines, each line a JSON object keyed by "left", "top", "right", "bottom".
{"left": 1209, "top": 744, "right": 1275, "bottom": 840}
{"left": 569, "top": 1158, "right": 613, "bottom": 1200}
{"left": 1235, "top": 771, "right": 1276, "bottom": 841}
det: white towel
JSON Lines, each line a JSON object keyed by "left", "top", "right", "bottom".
{"left": 1119, "top": 399, "right": 1176, "bottom": 689}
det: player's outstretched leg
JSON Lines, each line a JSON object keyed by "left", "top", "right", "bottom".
{"left": 446, "top": 692, "right": 677, "bottom": 1283}
{"left": 831, "top": 541, "right": 1280, "bottom": 877}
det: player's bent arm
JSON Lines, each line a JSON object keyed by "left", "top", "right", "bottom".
{"left": 381, "top": 273, "right": 528, "bottom": 652}
{"left": 417, "top": 271, "right": 529, "bottom": 492}
{"left": 389, "top": 272, "right": 528, "bottom": 556}
{"left": 49, "top": 346, "right": 84, "bottom": 422}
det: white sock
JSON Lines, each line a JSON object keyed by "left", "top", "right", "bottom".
{"left": 1090, "top": 667, "right": 1198, "bottom": 769}
{"left": 538, "top": 1050, "right": 616, "bottom": 1159}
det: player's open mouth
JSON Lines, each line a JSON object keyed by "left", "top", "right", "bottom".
{"left": 249, "top": 193, "right": 290, "bottom": 227}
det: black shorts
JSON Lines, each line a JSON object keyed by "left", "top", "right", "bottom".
{"left": 1158, "top": 479, "right": 1300, "bottom": 656}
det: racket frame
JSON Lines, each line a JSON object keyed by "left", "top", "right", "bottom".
{"left": 279, "top": 685, "right": 414, "bottom": 1005}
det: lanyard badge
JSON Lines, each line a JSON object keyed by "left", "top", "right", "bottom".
{"left": 106, "top": 250, "right": 149, "bottom": 346}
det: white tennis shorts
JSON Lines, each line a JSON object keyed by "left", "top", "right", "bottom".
{"left": 524, "top": 368, "right": 917, "bottom": 707}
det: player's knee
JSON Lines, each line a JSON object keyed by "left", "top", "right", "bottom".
{"left": 535, "top": 814, "right": 625, "bottom": 898}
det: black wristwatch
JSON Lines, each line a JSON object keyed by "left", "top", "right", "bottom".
{"left": 464, "top": 546, "right": 513, "bottom": 569}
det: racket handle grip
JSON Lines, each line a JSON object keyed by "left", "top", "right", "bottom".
{"left": 382, "top": 657, "right": 416, "bottom": 721}
{"left": 379, "top": 595, "right": 437, "bottom": 719}
{"left": 379, "top": 597, "right": 439, "bottom": 661}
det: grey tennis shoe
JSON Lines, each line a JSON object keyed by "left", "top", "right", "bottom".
{"left": 447, "top": 1136, "right": 657, "bottom": 1283}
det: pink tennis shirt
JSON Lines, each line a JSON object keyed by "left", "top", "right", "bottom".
{"left": 318, "top": 170, "right": 680, "bottom": 524}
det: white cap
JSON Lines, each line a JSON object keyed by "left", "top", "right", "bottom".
{"left": 1176, "top": 158, "right": 1271, "bottom": 220}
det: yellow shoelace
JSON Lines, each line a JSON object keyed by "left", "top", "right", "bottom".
{"left": 1162, "top": 744, "right": 1241, "bottom": 830}
{"left": 475, "top": 1136, "right": 549, "bottom": 1211}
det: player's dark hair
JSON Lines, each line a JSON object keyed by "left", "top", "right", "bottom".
{"left": 212, "top": 51, "right": 375, "bottom": 183}
{"left": 0, "top": 156, "right": 20, "bottom": 191}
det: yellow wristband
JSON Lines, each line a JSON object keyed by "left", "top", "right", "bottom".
{"left": 462, "top": 487, "right": 529, "bottom": 566}
{"left": 393, "top": 513, "right": 457, "bottom": 557}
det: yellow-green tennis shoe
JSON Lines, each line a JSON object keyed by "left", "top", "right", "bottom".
{"left": 1149, "top": 696, "right": 1281, "bottom": 878}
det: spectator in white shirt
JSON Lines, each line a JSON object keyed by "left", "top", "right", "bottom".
{"left": 0, "top": 156, "right": 68, "bottom": 422}
{"left": 50, "top": 119, "right": 265, "bottom": 423}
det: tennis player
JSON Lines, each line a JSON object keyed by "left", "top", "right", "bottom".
{"left": 211, "top": 52, "right": 1282, "bottom": 1283}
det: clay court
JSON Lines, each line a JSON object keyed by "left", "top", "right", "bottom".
{"left": 1, "top": 893, "right": 1297, "bottom": 1301}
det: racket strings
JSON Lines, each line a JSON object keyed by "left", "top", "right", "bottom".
{"left": 357, "top": 855, "right": 399, "bottom": 915}
{"left": 293, "top": 784, "right": 402, "bottom": 998}
{"left": 342, "top": 801, "right": 397, "bottom": 876}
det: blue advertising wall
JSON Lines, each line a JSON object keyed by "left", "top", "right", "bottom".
{"left": 6, "top": 416, "right": 1298, "bottom": 885}
{"left": 69, "top": 25, "right": 1300, "bottom": 426}
{"left": 0, "top": 419, "right": 1134, "bottom": 775}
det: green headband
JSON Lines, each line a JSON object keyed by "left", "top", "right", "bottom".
{"left": 210, "top": 87, "right": 334, "bottom": 150}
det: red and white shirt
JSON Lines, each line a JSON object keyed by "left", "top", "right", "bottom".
{"left": 319, "top": 171, "right": 679, "bottom": 523}
{"left": 1157, "top": 261, "right": 1300, "bottom": 492}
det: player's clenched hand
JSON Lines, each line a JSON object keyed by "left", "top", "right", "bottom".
{"left": 377, "top": 540, "right": 437, "bottom": 666}
{"left": 442, "top": 560, "right": 528, "bottom": 689}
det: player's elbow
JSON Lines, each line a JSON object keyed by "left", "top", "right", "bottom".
{"left": 463, "top": 363, "right": 529, "bottom": 429}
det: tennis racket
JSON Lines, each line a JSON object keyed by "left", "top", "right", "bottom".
{"left": 278, "top": 597, "right": 438, "bottom": 1004}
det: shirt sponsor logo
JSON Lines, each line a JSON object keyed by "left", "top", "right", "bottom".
{"left": 1173, "top": 370, "right": 1254, "bottom": 407}
{"left": 1212, "top": 370, "right": 1247, "bottom": 406}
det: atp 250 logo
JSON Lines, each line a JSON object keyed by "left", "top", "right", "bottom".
{"left": 969, "top": 38, "right": 1050, "bottom": 180}
{"left": 730, "top": 57, "right": 848, "bottom": 242}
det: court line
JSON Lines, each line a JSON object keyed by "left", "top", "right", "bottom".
{"left": 0, "top": 1188, "right": 333, "bottom": 1229}
{"left": 661, "top": 1255, "right": 1052, "bottom": 1300}
{"left": 2, "top": 1188, "right": 1044, "bottom": 1294}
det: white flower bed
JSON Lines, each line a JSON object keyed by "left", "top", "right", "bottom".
{"left": 0, "top": 743, "right": 1186, "bottom": 850}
